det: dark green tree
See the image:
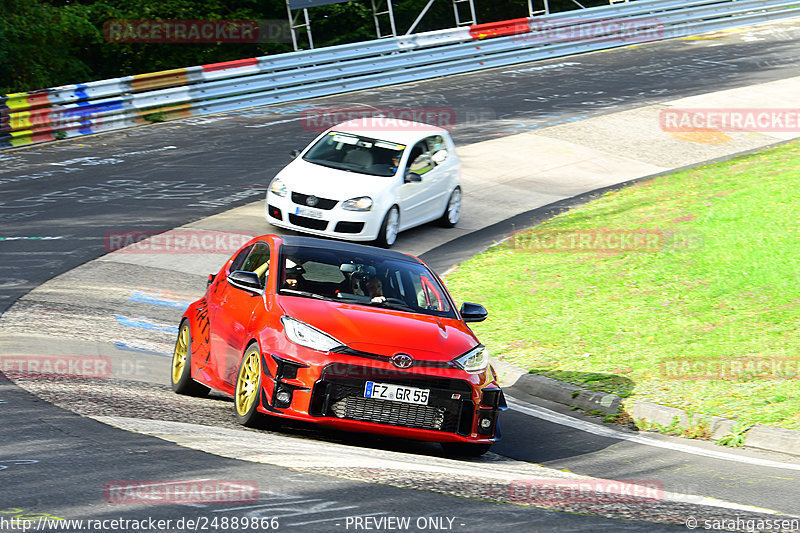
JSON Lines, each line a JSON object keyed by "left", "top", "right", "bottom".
{"left": 0, "top": 0, "right": 100, "bottom": 93}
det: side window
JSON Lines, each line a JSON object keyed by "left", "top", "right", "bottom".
{"left": 410, "top": 274, "right": 448, "bottom": 312}
{"left": 241, "top": 242, "right": 271, "bottom": 287}
{"left": 426, "top": 135, "right": 446, "bottom": 166}
{"left": 408, "top": 141, "right": 433, "bottom": 175}
{"left": 229, "top": 244, "right": 254, "bottom": 273}
{"left": 427, "top": 135, "right": 445, "bottom": 153}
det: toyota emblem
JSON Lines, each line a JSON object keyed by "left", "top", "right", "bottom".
{"left": 391, "top": 353, "right": 413, "bottom": 369}
{"left": 306, "top": 195, "right": 319, "bottom": 207}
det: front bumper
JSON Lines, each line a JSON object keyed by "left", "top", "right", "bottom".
{"left": 266, "top": 191, "right": 383, "bottom": 242}
{"left": 257, "top": 351, "right": 503, "bottom": 444}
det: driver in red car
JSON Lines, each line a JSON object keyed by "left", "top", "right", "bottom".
{"left": 365, "top": 276, "right": 386, "bottom": 303}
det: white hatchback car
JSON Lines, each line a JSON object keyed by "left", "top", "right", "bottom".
{"left": 265, "top": 118, "right": 462, "bottom": 247}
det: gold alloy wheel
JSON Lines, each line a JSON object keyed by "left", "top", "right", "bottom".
{"left": 235, "top": 347, "right": 261, "bottom": 416}
{"left": 172, "top": 324, "right": 190, "bottom": 384}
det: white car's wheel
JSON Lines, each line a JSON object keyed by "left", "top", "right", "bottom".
{"left": 376, "top": 206, "right": 400, "bottom": 248}
{"left": 439, "top": 187, "right": 461, "bottom": 228}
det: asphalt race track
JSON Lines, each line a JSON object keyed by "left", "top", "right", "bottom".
{"left": 3, "top": 21, "right": 800, "bottom": 315}
{"left": 2, "top": 20, "right": 800, "bottom": 532}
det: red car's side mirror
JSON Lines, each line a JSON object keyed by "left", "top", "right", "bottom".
{"left": 460, "top": 302, "right": 488, "bottom": 322}
{"left": 227, "top": 271, "right": 262, "bottom": 294}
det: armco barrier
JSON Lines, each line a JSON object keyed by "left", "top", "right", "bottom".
{"left": 2, "top": 0, "right": 798, "bottom": 150}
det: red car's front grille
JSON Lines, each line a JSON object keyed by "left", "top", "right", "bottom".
{"left": 309, "top": 364, "right": 475, "bottom": 435}
{"left": 331, "top": 396, "right": 446, "bottom": 431}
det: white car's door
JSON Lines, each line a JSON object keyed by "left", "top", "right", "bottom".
{"left": 397, "top": 136, "right": 460, "bottom": 227}
{"left": 420, "top": 134, "right": 458, "bottom": 221}
{"left": 395, "top": 140, "right": 437, "bottom": 229}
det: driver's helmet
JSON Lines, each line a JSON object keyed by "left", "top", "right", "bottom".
{"left": 284, "top": 259, "right": 305, "bottom": 288}
{"left": 348, "top": 263, "right": 376, "bottom": 296}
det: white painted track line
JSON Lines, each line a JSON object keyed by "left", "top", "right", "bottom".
{"left": 508, "top": 397, "right": 800, "bottom": 472}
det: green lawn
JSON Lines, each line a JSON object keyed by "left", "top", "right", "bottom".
{"left": 446, "top": 141, "right": 800, "bottom": 430}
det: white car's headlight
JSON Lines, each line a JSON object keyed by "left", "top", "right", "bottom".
{"left": 269, "top": 178, "right": 287, "bottom": 197}
{"left": 453, "top": 345, "right": 489, "bottom": 373}
{"left": 341, "top": 196, "right": 373, "bottom": 211}
{"left": 281, "top": 316, "right": 343, "bottom": 352}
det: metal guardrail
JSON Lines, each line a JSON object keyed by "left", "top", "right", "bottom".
{"left": 1, "top": 0, "right": 798, "bottom": 149}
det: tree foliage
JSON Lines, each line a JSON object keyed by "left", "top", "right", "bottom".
{"left": 1, "top": 0, "right": 100, "bottom": 93}
{"left": 1, "top": 0, "right": 611, "bottom": 94}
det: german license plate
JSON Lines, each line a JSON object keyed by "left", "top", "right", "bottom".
{"left": 364, "top": 381, "right": 430, "bottom": 406}
{"left": 294, "top": 206, "right": 323, "bottom": 219}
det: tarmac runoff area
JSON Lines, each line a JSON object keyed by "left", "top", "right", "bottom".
{"left": 1, "top": 72, "right": 800, "bottom": 524}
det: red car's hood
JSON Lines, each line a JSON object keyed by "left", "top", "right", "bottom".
{"left": 277, "top": 296, "right": 478, "bottom": 361}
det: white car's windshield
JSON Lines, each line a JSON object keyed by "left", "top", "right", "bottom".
{"left": 303, "top": 131, "right": 406, "bottom": 177}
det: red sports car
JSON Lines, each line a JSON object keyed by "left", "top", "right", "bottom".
{"left": 171, "top": 234, "right": 504, "bottom": 455}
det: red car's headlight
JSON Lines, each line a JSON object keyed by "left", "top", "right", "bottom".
{"left": 453, "top": 345, "right": 489, "bottom": 373}
{"left": 281, "top": 316, "right": 344, "bottom": 352}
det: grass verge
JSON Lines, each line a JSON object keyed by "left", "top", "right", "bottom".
{"left": 446, "top": 141, "right": 800, "bottom": 429}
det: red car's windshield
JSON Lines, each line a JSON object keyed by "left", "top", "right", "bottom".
{"left": 278, "top": 245, "right": 455, "bottom": 318}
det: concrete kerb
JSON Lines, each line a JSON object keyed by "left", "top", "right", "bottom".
{"left": 493, "top": 357, "right": 800, "bottom": 457}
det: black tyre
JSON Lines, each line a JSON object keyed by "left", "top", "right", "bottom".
{"left": 440, "top": 442, "right": 492, "bottom": 457}
{"left": 234, "top": 342, "right": 264, "bottom": 427}
{"left": 438, "top": 187, "right": 461, "bottom": 228}
{"left": 375, "top": 205, "right": 400, "bottom": 248}
{"left": 171, "top": 320, "right": 210, "bottom": 397}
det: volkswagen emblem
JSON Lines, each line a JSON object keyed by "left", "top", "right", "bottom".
{"left": 306, "top": 195, "right": 319, "bottom": 207}
{"left": 390, "top": 353, "right": 413, "bottom": 369}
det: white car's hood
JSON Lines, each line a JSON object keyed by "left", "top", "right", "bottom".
{"left": 275, "top": 158, "right": 393, "bottom": 200}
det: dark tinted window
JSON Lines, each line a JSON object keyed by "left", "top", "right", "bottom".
{"left": 229, "top": 244, "right": 254, "bottom": 273}
{"left": 241, "top": 242, "right": 271, "bottom": 287}
{"left": 278, "top": 245, "right": 454, "bottom": 318}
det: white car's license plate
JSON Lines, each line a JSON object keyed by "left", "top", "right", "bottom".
{"left": 364, "top": 381, "right": 430, "bottom": 406}
{"left": 294, "top": 206, "right": 323, "bottom": 219}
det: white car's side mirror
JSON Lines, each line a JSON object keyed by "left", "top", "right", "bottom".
{"left": 404, "top": 171, "right": 422, "bottom": 183}
{"left": 431, "top": 150, "right": 448, "bottom": 164}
